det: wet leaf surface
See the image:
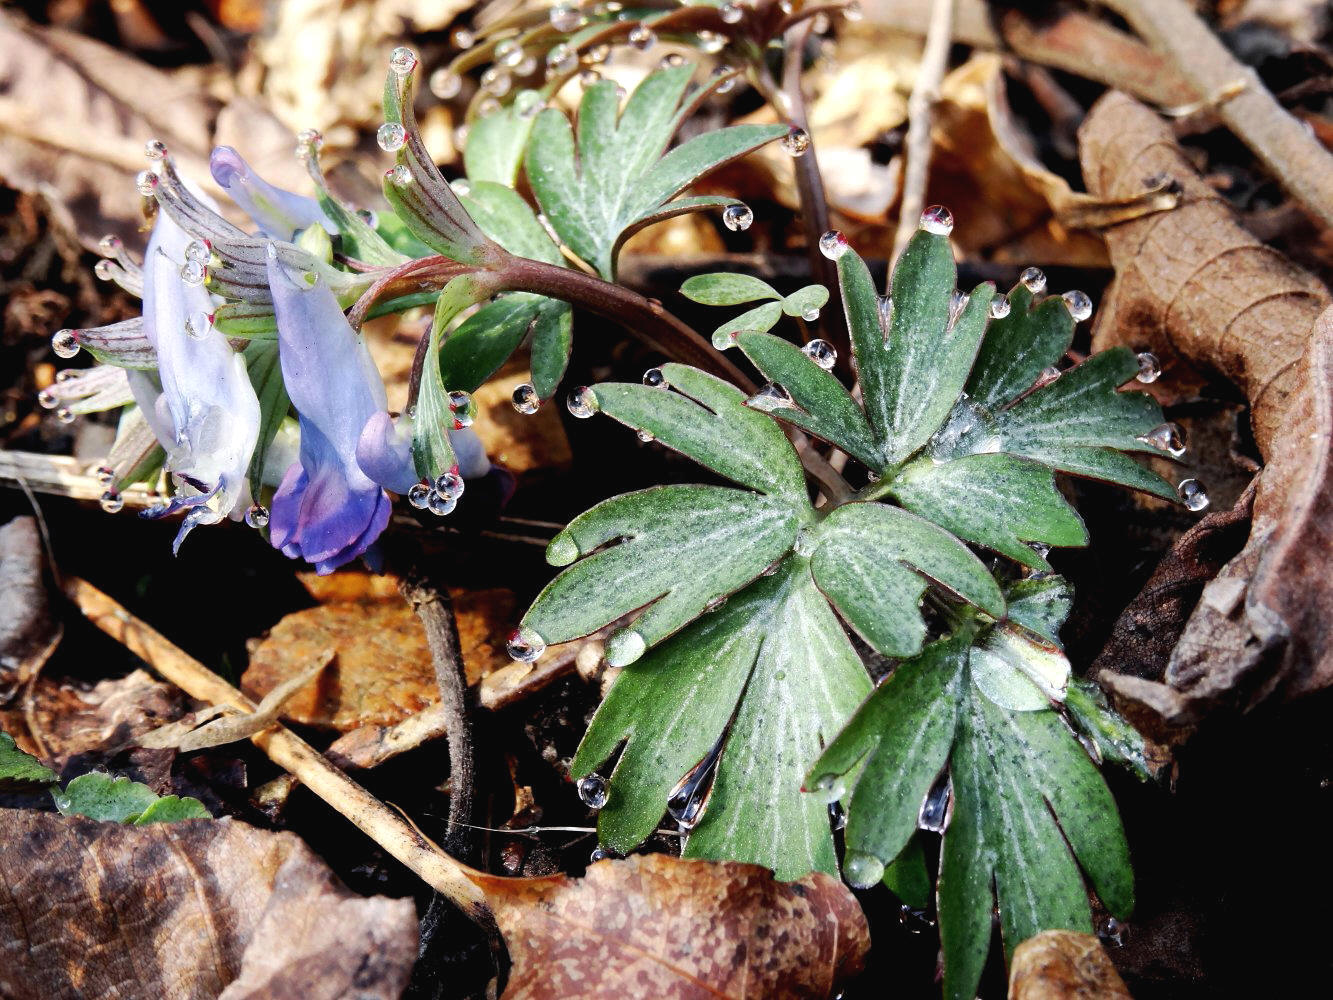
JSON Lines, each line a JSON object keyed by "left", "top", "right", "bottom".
{"left": 0, "top": 809, "right": 417, "bottom": 1000}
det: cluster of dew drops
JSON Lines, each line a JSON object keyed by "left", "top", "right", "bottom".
{"left": 404, "top": 390, "right": 478, "bottom": 516}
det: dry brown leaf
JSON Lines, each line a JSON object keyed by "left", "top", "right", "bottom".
{"left": 1008, "top": 930, "right": 1132, "bottom": 1000}
{"left": 474, "top": 366, "right": 575, "bottom": 473}
{"left": 470, "top": 853, "right": 869, "bottom": 999}
{"left": 1080, "top": 92, "right": 1333, "bottom": 723}
{"left": 0, "top": 516, "right": 60, "bottom": 700}
{"left": 0, "top": 810, "right": 416, "bottom": 1000}
{"left": 242, "top": 589, "right": 516, "bottom": 730}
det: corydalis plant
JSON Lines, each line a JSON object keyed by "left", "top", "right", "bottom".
{"left": 514, "top": 213, "right": 1190, "bottom": 982}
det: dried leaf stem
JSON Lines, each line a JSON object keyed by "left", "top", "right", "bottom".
{"left": 66, "top": 578, "right": 495, "bottom": 928}
{"left": 1101, "top": 0, "right": 1333, "bottom": 232}
{"left": 892, "top": 0, "right": 955, "bottom": 264}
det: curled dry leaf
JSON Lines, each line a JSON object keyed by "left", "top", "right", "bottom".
{"left": 1009, "top": 930, "right": 1132, "bottom": 1000}
{"left": 1080, "top": 92, "right": 1333, "bottom": 725}
{"left": 0, "top": 810, "right": 416, "bottom": 1000}
{"left": 0, "top": 516, "right": 60, "bottom": 700}
{"left": 470, "top": 854, "right": 869, "bottom": 1000}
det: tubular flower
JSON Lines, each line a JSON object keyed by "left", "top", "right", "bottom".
{"left": 209, "top": 146, "right": 334, "bottom": 241}
{"left": 265, "top": 245, "right": 414, "bottom": 573}
{"left": 136, "top": 209, "right": 260, "bottom": 551}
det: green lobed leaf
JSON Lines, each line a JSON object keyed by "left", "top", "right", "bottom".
{"left": 810, "top": 502, "right": 1005, "bottom": 658}
{"left": 883, "top": 835, "right": 932, "bottom": 909}
{"left": 460, "top": 181, "right": 564, "bottom": 266}
{"left": 888, "top": 454, "right": 1088, "bottom": 570}
{"left": 525, "top": 68, "right": 785, "bottom": 278}
{"left": 132, "top": 794, "right": 211, "bottom": 825}
{"left": 412, "top": 277, "right": 481, "bottom": 481}
{"left": 1004, "top": 576, "right": 1073, "bottom": 643}
{"left": 969, "top": 623, "right": 1070, "bottom": 711}
{"left": 965, "top": 284, "right": 1072, "bottom": 410}
{"left": 779, "top": 284, "right": 830, "bottom": 319}
{"left": 680, "top": 272, "right": 781, "bottom": 306}
{"left": 589, "top": 363, "right": 809, "bottom": 502}
{"left": 52, "top": 772, "right": 210, "bottom": 824}
{"left": 572, "top": 559, "right": 871, "bottom": 879}
{"left": 806, "top": 631, "right": 970, "bottom": 867}
{"left": 710, "top": 301, "right": 783, "bottom": 345}
{"left": 302, "top": 147, "right": 406, "bottom": 267}
{"left": 0, "top": 731, "right": 56, "bottom": 788}
{"left": 465, "top": 104, "right": 539, "bottom": 187}
{"left": 737, "top": 330, "right": 880, "bottom": 468}
{"left": 524, "top": 485, "right": 803, "bottom": 661}
{"left": 1065, "top": 677, "right": 1156, "bottom": 782}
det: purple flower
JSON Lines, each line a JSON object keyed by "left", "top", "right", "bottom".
{"left": 134, "top": 209, "right": 260, "bottom": 552}
{"left": 210, "top": 146, "right": 333, "bottom": 241}
{"left": 265, "top": 245, "right": 415, "bottom": 573}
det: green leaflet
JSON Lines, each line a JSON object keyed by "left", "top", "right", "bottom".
{"left": 51, "top": 772, "right": 210, "bottom": 825}
{"left": 571, "top": 558, "right": 871, "bottom": 879}
{"left": 1065, "top": 677, "right": 1157, "bottom": 782}
{"left": 465, "top": 103, "right": 539, "bottom": 187}
{"left": 412, "top": 277, "right": 481, "bottom": 482}
{"left": 0, "top": 731, "right": 56, "bottom": 788}
{"left": 243, "top": 340, "right": 289, "bottom": 497}
{"left": 525, "top": 67, "right": 786, "bottom": 278}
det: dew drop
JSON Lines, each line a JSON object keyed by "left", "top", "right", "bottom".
{"left": 780, "top": 127, "right": 811, "bottom": 156}
{"left": 546, "top": 43, "right": 578, "bottom": 75}
{"left": 94, "top": 464, "right": 115, "bottom": 484}
{"left": 93, "top": 259, "right": 116, "bottom": 281}
{"left": 636, "top": 428, "right": 655, "bottom": 442}
{"left": 434, "top": 470, "right": 465, "bottom": 499}
{"left": 144, "top": 138, "right": 168, "bottom": 161}
{"left": 56, "top": 369, "right": 78, "bottom": 384}
{"left": 843, "top": 851, "right": 884, "bottom": 889}
{"left": 507, "top": 624, "right": 546, "bottom": 662}
{"left": 1019, "top": 266, "right": 1046, "bottom": 294}
{"left": 578, "top": 774, "right": 610, "bottom": 809}
{"left": 180, "top": 260, "right": 207, "bottom": 287}
{"left": 550, "top": 3, "right": 584, "bottom": 32}
{"left": 642, "top": 367, "right": 668, "bottom": 388}
{"left": 97, "top": 234, "right": 123, "bottom": 256}
{"left": 658, "top": 52, "right": 685, "bottom": 69}
{"left": 628, "top": 25, "right": 656, "bottom": 50}
{"left": 357, "top": 208, "right": 379, "bottom": 228}
{"left": 989, "top": 293, "right": 1010, "bottom": 319}
{"left": 720, "top": 2, "right": 744, "bottom": 23}
{"left": 722, "top": 203, "right": 752, "bottom": 232}
{"left": 1034, "top": 365, "right": 1062, "bottom": 388}
{"left": 297, "top": 128, "right": 324, "bottom": 155}
{"left": 56, "top": 407, "right": 75, "bottom": 424}
{"left": 389, "top": 46, "right": 419, "bottom": 76}
{"left": 407, "top": 482, "right": 431, "bottom": 509}
{"left": 1139, "top": 422, "right": 1186, "bottom": 458}
{"left": 802, "top": 307, "right": 820, "bottom": 322}
{"left": 511, "top": 382, "right": 540, "bottom": 414}
{"left": 184, "top": 240, "right": 211, "bottom": 264}
{"left": 429, "top": 69, "right": 463, "bottom": 99}
{"left": 1136, "top": 351, "right": 1161, "bottom": 383}
{"left": 711, "top": 66, "right": 737, "bottom": 94}
{"left": 712, "top": 328, "right": 737, "bottom": 350}
{"left": 480, "top": 65, "right": 512, "bottom": 96}
{"left": 1177, "top": 478, "right": 1209, "bottom": 512}
{"left": 494, "top": 39, "right": 523, "bottom": 68}
{"left": 605, "top": 627, "right": 646, "bottom": 666}
{"left": 515, "top": 54, "right": 538, "bottom": 77}
{"left": 811, "top": 773, "right": 847, "bottom": 804}
{"left": 388, "top": 164, "right": 412, "bottom": 186}
{"left": 697, "top": 30, "right": 726, "bottom": 54}
{"left": 844, "top": 1, "right": 863, "bottom": 21}
{"left": 135, "top": 170, "right": 158, "bottom": 197}
{"left": 1098, "top": 916, "right": 1126, "bottom": 948}
{"left": 477, "top": 96, "right": 501, "bottom": 116}
{"left": 514, "top": 89, "right": 544, "bottom": 118}
{"left": 589, "top": 846, "right": 613, "bottom": 863}
{"left": 451, "top": 27, "right": 475, "bottom": 49}
{"left": 818, "top": 229, "right": 848, "bottom": 260}
{"left": 748, "top": 382, "right": 793, "bottom": 411}
{"left": 828, "top": 800, "right": 847, "bottom": 831}
{"left": 37, "top": 388, "right": 57, "bottom": 409}
{"left": 1061, "top": 289, "right": 1093, "bottom": 322}
{"left": 245, "top": 504, "right": 270, "bottom": 529}
{"left": 377, "top": 122, "right": 406, "bottom": 152}
{"left": 185, "top": 311, "right": 213, "bottom": 339}
{"left": 802, "top": 339, "right": 837, "bottom": 369}
{"left": 51, "top": 329, "right": 80, "bottom": 359}
{"left": 918, "top": 204, "right": 954, "bottom": 236}
{"left": 447, "top": 389, "right": 477, "bottom": 427}
{"left": 917, "top": 775, "right": 952, "bottom": 833}
{"left": 566, "top": 386, "right": 599, "bottom": 419}
{"left": 99, "top": 490, "right": 124, "bottom": 514}
{"left": 428, "top": 490, "right": 457, "bottom": 516}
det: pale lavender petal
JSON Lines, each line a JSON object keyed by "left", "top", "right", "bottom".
{"left": 356, "top": 411, "right": 418, "bottom": 494}
{"left": 449, "top": 426, "right": 491, "bottom": 480}
{"left": 211, "top": 146, "right": 334, "bottom": 241}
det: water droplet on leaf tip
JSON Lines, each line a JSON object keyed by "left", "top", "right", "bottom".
{"left": 388, "top": 164, "right": 412, "bottom": 186}
{"left": 722, "top": 203, "right": 752, "bottom": 231}
{"left": 434, "top": 471, "right": 465, "bottom": 499}
{"left": 1136, "top": 351, "right": 1161, "bottom": 383}
{"left": 1177, "top": 478, "right": 1209, "bottom": 512}
{"left": 1061, "top": 289, "right": 1093, "bottom": 322}
{"left": 180, "top": 260, "right": 207, "bottom": 287}
{"left": 98, "top": 490, "right": 124, "bottom": 513}
{"left": 642, "top": 367, "right": 668, "bottom": 388}
{"left": 1020, "top": 266, "right": 1046, "bottom": 294}
{"left": 721, "top": 2, "right": 744, "bottom": 23}
{"left": 511, "top": 382, "right": 540, "bottom": 414}
{"left": 546, "top": 43, "right": 578, "bottom": 75}
{"left": 818, "top": 230, "right": 847, "bottom": 260}
{"left": 629, "top": 25, "right": 656, "bottom": 49}
{"left": 605, "top": 628, "right": 646, "bottom": 666}
{"left": 447, "top": 389, "right": 477, "bottom": 426}
{"left": 989, "top": 294, "right": 1010, "bottom": 319}
{"left": 143, "top": 138, "right": 167, "bottom": 161}
{"left": 843, "top": 851, "right": 884, "bottom": 889}
{"left": 550, "top": 3, "right": 584, "bottom": 32}
{"left": 93, "top": 259, "right": 116, "bottom": 281}
{"left": 297, "top": 127, "right": 324, "bottom": 152}
{"left": 428, "top": 490, "right": 457, "bottom": 516}
{"left": 56, "top": 404, "right": 74, "bottom": 422}
{"left": 781, "top": 127, "right": 811, "bottom": 156}
{"left": 1139, "top": 422, "right": 1186, "bottom": 458}
{"left": 577, "top": 774, "right": 609, "bottom": 809}
{"left": 407, "top": 482, "right": 431, "bottom": 509}
{"left": 184, "top": 240, "right": 210, "bottom": 264}
{"left": 636, "top": 428, "right": 655, "bottom": 443}
{"left": 97, "top": 234, "right": 123, "bottom": 255}
{"left": 429, "top": 68, "right": 463, "bottom": 100}
{"left": 37, "top": 388, "right": 57, "bottom": 409}
{"left": 566, "top": 386, "right": 598, "bottom": 419}
{"left": 802, "top": 307, "right": 820, "bottom": 322}
{"left": 918, "top": 204, "right": 953, "bottom": 236}
{"left": 94, "top": 464, "right": 115, "bottom": 484}
{"left": 377, "top": 122, "right": 406, "bottom": 152}
{"left": 389, "top": 46, "right": 418, "bottom": 76}
{"left": 135, "top": 170, "right": 158, "bottom": 197}
{"left": 245, "top": 504, "right": 270, "bottom": 529}
{"left": 451, "top": 27, "right": 474, "bottom": 49}
{"left": 802, "top": 339, "right": 836, "bottom": 369}
{"left": 51, "top": 329, "right": 80, "bottom": 358}
{"left": 507, "top": 624, "right": 546, "bottom": 663}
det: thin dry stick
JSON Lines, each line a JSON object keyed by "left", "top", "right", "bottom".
{"left": 892, "top": 0, "right": 955, "bottom": 265}
{"left": 1101, "top": 0, "right": 1333, "bottom": 232}
{"left": 66, "top": 577, "right": 494, "bottom": 927}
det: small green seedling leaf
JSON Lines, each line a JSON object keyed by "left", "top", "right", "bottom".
{"left": 680, "top": 272, "right": 782, "bottom": 306}
{"left": 52, "top": 772, "right": 209, "bottom": 825}
{"left": 0, "top": 731, "right": 56, "bottom": 788}
{"left": 779, "top": 284, "right": 829, "bottom": 319}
